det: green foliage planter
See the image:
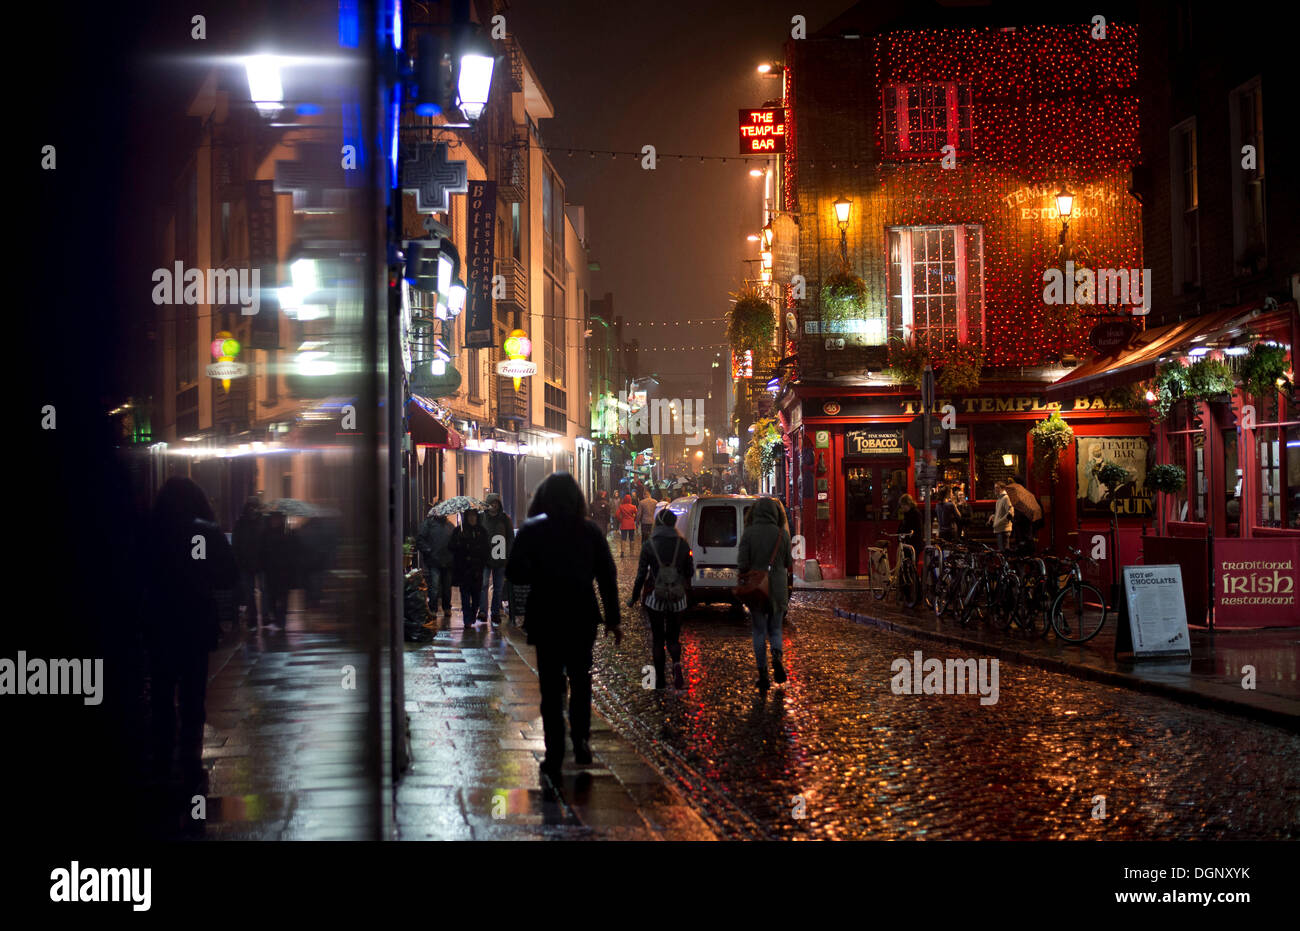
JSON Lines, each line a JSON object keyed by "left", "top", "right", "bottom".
{"left": 1147, "top": 464, "right": 1186, "bottom": 495}
{"left": 937, "top": 342, "right": 985, "bottom": 394}
{"left": 1186, "top": 358, "right": 1235, "bottom": 402}
{"left": 820, "top": 271, "right": 868, "bottom": 325}
{"left": 1031, "top": 409, "right": 1074, "bottom": 480}
{"left": 886, "top": 339, "right": 928, "bottom": 386}
{"left": 1096, "top": 460, "right": 1131, "bottom": 491}
{"left": 1239, "top": 342, "right": 1290, "bottom": 399}
{"left": 727, "top": 292, "right": 776, "bottom": 363}
{"left": 1151, "top": 363, "right": 1190, "bottom": 419}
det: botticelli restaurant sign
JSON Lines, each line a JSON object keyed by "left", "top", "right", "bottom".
{"left": 845, "top": 429, "right": 905, "bottom": 456}
{"left": 1215, "top": 538, "right": 1300, "bottom": 628}
{"left": 739, "top": 108, "right": 786, "bottom": 154}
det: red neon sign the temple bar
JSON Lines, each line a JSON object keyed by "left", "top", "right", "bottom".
{"left": 739, "top": 108, "right": 786, "bottom": 154}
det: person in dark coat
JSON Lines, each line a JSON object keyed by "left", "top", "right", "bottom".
{"left": 897, "top": 493, "right": 923, "bottom": 552}
{"left": 590, "top": 490, "right": 611, "bottom": 538}
{"left": 141, "top": 477, "right": 238, "bottom": 788}
{"left": 451, "top": 509, "right": 489, "bottom": 625}
{"left": 736, "top": 497, "right": 792, "bottom": 692}
{"left": 935, "top": 487, "right": 959, "bottom": 543}
{"left": 231, "top": 497, "right": 263, "bottom": 629}
{"left": 417, "top": 508, "right": 455, "bottom": 620}
{"left": 480, "top": 492, "right": 514, "bottom": 625}
{"left": 506, "top": 472, "right": 621, "bottom": 779}
{"left": 258, "top": 510, "right": 296, "bottom": 627}
{"left": 629, "top": 508, "right": 694, "bottom": 690}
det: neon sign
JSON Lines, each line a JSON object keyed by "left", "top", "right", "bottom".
{"left": 739, "top": 108, "right": 786, "bottom": 154}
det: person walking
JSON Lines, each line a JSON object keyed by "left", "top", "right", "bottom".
{"left": 259, "top": 510, "right": 296, "bottom": 628}
{"left": 590, "top": 490, "right": 611, "bottom": 540}
{"left": 480, "top": 492, "right": 514, "bottom": 626}
{"left": 451, "top": 509, "right": 489, "bottom": 626}
{"left": 141, "top": 477, "right": 238, "bottom": 789}
{"left": 637, "top": 489, "right": 658, "bottom": 549}
{"left": 954, "top": 484, "right": 974, "bottom": 542}
{"left": 231, "top": 497, "right": 263, "bottom": 629}
{"left": 506, "top": 473, "right": 621, "bottom": 780}
{"left": 1002, "top": 476, "right": 1043, "bottom": 556}
{"left": 616, "top": 493, "right": 638, "bottom": 558}
{"left": 897, "top": 494, "right": 923, "bottom": 552}
{"left": 736, "top": 497, "right": 792, "bottom": 693}
{"left": 989, "top": 481, "right": 1013, "bottom": 551}
{"left": 417, "top": 507, "right": 455, "bottom": 621}
{"left": 628, "top": 509, "right": 693, "bottom": 691}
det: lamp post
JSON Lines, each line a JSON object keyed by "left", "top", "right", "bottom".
{"left": 1055, "top": 185, "right": 1074, "bottom": 248}
{"left": 834, "top": 195, "right": 851, "bottom": 266}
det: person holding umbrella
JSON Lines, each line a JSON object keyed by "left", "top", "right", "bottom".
{"left": 1002, "top": 476, "right": 1043, "bottom": 555}
{"left": 451, "top": 508, "right": 490, "bottom": 626}
{"left": 417, "top": 505, "right": 455, "bottom": 621}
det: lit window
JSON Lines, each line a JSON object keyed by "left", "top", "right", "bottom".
{"left": 882, "top": 83, "right": 973, "bottom": 156}
{"left": 887, "top": 225, "right": 984, "bottom": 353}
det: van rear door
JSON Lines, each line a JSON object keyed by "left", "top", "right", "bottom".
{"left": 693, "top": 500, "right": 743, "bottom": 586}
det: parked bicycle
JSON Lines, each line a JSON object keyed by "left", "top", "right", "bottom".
{"left": 1045, "top": 547, "right": 1109, "bottom": 643}
{"left": 868, "top": 533, "right": 921, "bottom": 609}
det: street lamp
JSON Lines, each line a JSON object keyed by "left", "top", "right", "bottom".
{"left": 1056, "top": 185, "right": 1074, "bottom": 246}
{"left": 760, "top": 247, "right": 773, "bottom": 270}
{"left": 834, "top": 195, "right": 851, "bottom": 264}
{"left": 761, "top": 220, "right": 774, "bottom": 249}
{"left": 455, "top": 31, "right": 495, "bottom": 121}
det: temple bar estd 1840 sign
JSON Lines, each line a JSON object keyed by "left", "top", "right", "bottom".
{"left": 739, "top": 108, "right": 786, "bottom": 154}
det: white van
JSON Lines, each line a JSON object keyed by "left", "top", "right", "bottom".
{"left": 655, "top": 495, "right": 761, "bottom": 611}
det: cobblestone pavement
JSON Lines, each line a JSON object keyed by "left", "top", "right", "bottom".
{"left": 590, "top": 551, "right": 1300, "bottom": 840}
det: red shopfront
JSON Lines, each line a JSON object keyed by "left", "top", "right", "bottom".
{"left": 784, "top": 385, "right": 1151, "bottom": 581}
{"left": 1048, "top": 302, "right": 1300, "bottom": 627}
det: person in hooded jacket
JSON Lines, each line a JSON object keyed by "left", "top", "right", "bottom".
{"left": 616, "top": 493, "right": 638, "bottom": 557}
{"left": 451, "top": 509, "right": 489, "bottom": 625}
{"left": 590, "top": 490, "right": 611, "bottom": 538}
{"left": 141, "top": 477, "right": 238, "bottom": 788}
{"left": 736, "top": 497, "right": 793, "bottom": 692}
{"left": 629, "top": 508, "right": 694, "bottom": 690}
{"left": 506, "top": 472, "right": 621, "bottom": 780}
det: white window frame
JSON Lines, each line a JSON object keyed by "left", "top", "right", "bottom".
{"left": 888, "top": 225, "right": 984, "bottom": 350}
{"left": 883, "top": 83, "right": 973, "bottom": 155}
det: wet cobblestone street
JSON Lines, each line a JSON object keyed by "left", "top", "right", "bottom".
{"left": 590, "top": 553, "right": 1300, "bottom": 840}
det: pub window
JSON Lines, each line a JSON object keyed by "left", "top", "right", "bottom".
{"left": 1229, "top": 77, "right": 1266, "bottom": 274}
{"left": 1257, "top": 394, "right": 1299, "bottom": 530}
{"left": 1169, "top": 118, "right": 1200, "bottom": 294}
{"left": 972, "top": 421, "right": 1028, "bottom": 501}
{"left": 882, "top": 83, "right": 974, "bottom": 156}
{"left": 887, "top": 225, "right": 984, "bottom": 354}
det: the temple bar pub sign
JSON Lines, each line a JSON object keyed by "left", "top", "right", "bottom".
{"left": 738, "top": 108, "right": 786, "bottom": 154}
{"left": 845, "top": 428, "right": 905, "bottom": 456}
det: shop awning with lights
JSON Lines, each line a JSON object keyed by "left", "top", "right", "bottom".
{"left": 1045, "top": 303, "right": 1264, "bottom": 401}
{"left": 408, "top": 395, "right": 464, "bottom": 449}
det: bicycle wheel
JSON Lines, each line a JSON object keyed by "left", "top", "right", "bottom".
{"left": 992, "top": 572, "right": 1020, "bottom": 630}
{"left": 957, "top": 572, "right": 987, "bottom": 628}
{"left": 899, "top": 560, "right": 921, "bottom": 609}
{"left": 869, "top": 554, "right": 887, "bottom": 600}
{"left": 934, "top": 568, "right": 955, "bottom": 617}
{"left": 1051, "top": 583, "right": 1108, "bottom": 643}
{"left": 923, "top": 560, "right": 941, "bottom": 609}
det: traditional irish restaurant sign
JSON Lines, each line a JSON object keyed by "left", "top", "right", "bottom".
{"left": 1215, "top": 537, "right": 1300, "bottom": 627}
{"left": 739, "top": 108, "right": 786, "bottom": 154}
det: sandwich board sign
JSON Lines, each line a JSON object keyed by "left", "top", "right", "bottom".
{"left": 1115, "top": 564, "right": 1191, "bottom": 659}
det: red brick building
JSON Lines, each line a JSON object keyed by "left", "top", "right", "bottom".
{"left": 771, "top": 9, "right": 1148, "bottom": 580}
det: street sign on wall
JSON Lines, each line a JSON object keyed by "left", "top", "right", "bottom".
{"left": 738, "top": 108, "right": 787, "bottom": 154}
{"left": 464, "top": 179, "right": 496, "bottom": 349}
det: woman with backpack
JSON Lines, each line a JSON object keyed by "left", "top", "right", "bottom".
{"left": 628, "top": 509, "right": 694, "bottom": 691}
{"left": 736, "top": 497, "right": 792, "bottom": 692}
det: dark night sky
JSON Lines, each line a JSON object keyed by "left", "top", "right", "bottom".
{"left": 506, "top": 0, "right": 852, "bottom": 383}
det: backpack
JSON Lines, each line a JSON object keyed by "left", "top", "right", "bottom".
{"left": 652, "top": 536, "right": 686, "bottom": 605}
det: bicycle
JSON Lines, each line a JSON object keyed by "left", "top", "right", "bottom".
{"left": 868, "top": 533, "right": 921, "bottom": 609}
{"left": 1048, "top": 548, "right": 1109, "bottom": 643}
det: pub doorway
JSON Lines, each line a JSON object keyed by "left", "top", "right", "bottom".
{"left": 844, "top": 459, "right": 909, "bottom": 576}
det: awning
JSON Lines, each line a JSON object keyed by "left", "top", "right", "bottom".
{"left": 408, "top": 395, "right": 464, "bottom": 449}
{"left": 1045, "top": 303, "right": 1264, "bottom": 400}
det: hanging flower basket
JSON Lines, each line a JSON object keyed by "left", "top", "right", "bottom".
{"left": 1031, "top": 409, "right": 1074, "bottom": 480}
{"left": 1185, "top": 358, "right": 1235, "bottom": 403}
{"left": 886, "top": 338, "right": 929, "bottom": 386}
{"left": 936, "top": 342, "right": 985, "bottom": 394}
{"left": 820, "top": 271, "right": 868, "bottom": 326}
{"left": 1096, "top": 459, "right": 1132, "bottom": 490}
{"left": 1147, "top": 463, "right": 1186, "bottom": 495}
{"left": 1238, "top": 342, "right": 1290, "bottom": 400}
{"left": 727, "top": 291, "right": 775, "bottom": 363}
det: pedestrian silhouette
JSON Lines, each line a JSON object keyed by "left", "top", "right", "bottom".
{"left": 506, "top": 472, "right": 621, "bottom": 780}
{"left": 141, "top": 477, "right": 237, "bottom": 790}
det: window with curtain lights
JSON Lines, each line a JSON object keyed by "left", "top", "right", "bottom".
{"left": 887, "top": 225, "right": 984, "bottom": 354}
{"left": 881, "top": 83, "right": 973, "bottom": 155}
